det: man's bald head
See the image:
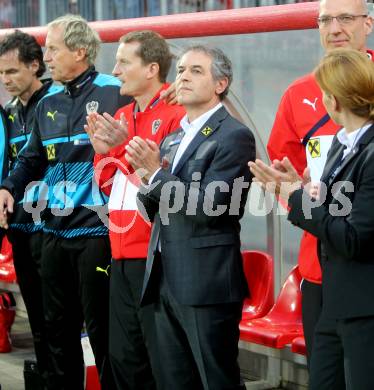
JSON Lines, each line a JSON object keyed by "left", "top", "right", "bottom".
{"left": 320, "top": 0, "right": 368, "bottom": 14}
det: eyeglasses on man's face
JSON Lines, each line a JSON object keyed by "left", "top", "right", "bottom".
{"left": 317, "top": 14, "right": 368, "bottom": 27}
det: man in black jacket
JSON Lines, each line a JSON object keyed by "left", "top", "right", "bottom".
{"left": 249, "top": 48, "right": 374, "bottom": 388}
{"left": 0, "top": 30, "right": 59, "bottom": 385}
{"left": 0, "top": 15, "right": 130, "bottom": 390}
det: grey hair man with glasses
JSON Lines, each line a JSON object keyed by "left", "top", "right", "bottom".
{"left": 267, "top": 0, "right": 373, "bottom": 384}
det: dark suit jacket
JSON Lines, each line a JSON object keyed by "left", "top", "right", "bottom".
{"left": 138, "top": 106, "right": 256, "bottom": 306}
{"left": 288, "top": 123, "right": 374, "bottom": 319}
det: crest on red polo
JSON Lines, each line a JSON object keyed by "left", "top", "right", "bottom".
{"left": 151, "top": 119, "right": 162, "bottom": 135}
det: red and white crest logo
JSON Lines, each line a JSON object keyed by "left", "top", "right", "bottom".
{"left": 152, "top": 119, "right": 162, "bottom": 135}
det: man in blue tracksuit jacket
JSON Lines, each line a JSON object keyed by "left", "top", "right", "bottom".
{"left": 0, "top": 29, "right": 62, "bottom": 386}
{"left": 0, "top": 106, "right": 7, "bottom": 182}
{"left": 0, "top": 15, "right": 131, "bottom": 390}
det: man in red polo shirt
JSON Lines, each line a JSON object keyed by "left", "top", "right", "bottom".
{"left": 85, "top": 30, "right": 185, "bottom": 390}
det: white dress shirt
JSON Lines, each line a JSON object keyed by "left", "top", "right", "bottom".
{"left": 336, "top": 122, "right": 372, "bottom": 160}
{"left": 147, "top": 103, "right": 223, "bottom": 252}
{"left": 149, "top": 102, "right": 223, "bottom": 183}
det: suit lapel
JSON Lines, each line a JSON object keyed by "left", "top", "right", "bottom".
{"left": 320, "top": 139, "right": 345, "bottom": 184}
{"left": 172, "top": 106, "right": 228, "bottom": 176}
{"left": 322, "top": 123, "right": 374, "bottom": 187}
{"left": 329, "top": 148, "right": 359, "bottom": 185}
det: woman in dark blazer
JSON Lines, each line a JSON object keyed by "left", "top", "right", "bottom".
{"left": 250, "top": 49, "right": 374, "bottom": 390}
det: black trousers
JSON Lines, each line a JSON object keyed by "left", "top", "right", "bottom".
{"left": 109, "top": 259, "right": 157, "bottom": 390}
{"left": 310, "top": 313, "right": 374, "bottom": 390}
{"left": 301, "top": 279, "right": 322, "bottom": 367}
{"left": 150, "top": 266, "right": 245, "bottom": 390}
{"left": 41, "top": 233, "right": 113, "bottom": 390}
{"left": 8, "top": 230, "right": 52, "bottom": 385}
{"left": 301, "top": 279, "right": 345, "bottom": 389}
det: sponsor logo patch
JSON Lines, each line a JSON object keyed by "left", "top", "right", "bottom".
{"left": 201, "top": 126, "right": 212, "bottom": 136}
{"left": 10, "top": 143, "right": 17, "bottom": 158}
{"left": 46, "top": 144, "right": 56, "bottom": 160}
{"left": 308, "top": 138, "right": 321, "bottom": 158}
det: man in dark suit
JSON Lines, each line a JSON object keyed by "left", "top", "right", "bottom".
{"left": 124, "top": 45, "right": 256, "bottom": 389}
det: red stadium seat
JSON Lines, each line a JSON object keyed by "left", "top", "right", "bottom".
{"left": 0, "top": 237, "right": 16, "bottom": 283}
{"left": 239, "top": 265, "right": 303, "bottom": 348}
{"left": 0, "top": 262, "right": 16, "bottom": 283}
{"left": 241, "top": 250, "right": 274, "bottom": 320}
{"left": 291, "top": 336, "right": 306, "bottom": 356}
{"left": 0, "top": 236, "right": 13, "bottom": 262}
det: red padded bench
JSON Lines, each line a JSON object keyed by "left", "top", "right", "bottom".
{"left": 240, "top": 265, "right": 303, "bottom": 348}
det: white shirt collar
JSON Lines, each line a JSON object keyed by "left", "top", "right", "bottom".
{"left": 180, "top": 103, "right": 223, "bottom": 136}
{"left": 337, "top": 122, "right": 372, "bottom": 156}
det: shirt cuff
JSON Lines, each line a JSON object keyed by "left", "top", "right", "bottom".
{"left": 148, "top": 168, "right": 162, "bottom": 185}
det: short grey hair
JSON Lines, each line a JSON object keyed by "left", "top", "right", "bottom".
{"left": 177, "top": 45, "right": 233, "bottom": 100}
{"left": 48, "top": 14, "right": 101, "bottom": 65}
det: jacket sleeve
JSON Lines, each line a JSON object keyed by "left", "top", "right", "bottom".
{"left": 288, "top": 157, "right": 374, "bottom": 261}
{"left": 93, "top": 106, "right": 134, "bottom": 195}
{"left": 93, "top": 152, "right": 117, "bottom": 196}
{"left": 0, "top": 106, "right": 8, "bottom": 182}
{"left": 137, "top": 188, "right": 159, "bottom": 223}
{"left": 104, "top": 106, "right": 185, "bottom": 180}
{"left": 93, "top": 142, "right": 136, "bottom": 196}
{"left": 1, "top": 117, "right": 47, "bottom": 202}
{"left": 267, "top": 89, "right": 307, "bottom": 176}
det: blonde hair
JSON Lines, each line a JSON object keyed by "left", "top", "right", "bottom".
{"left": 314, "top": 49, "right": 374, "bottom": 120}
{"left": 48, "top": 14, "right": 101, "bottom": 65}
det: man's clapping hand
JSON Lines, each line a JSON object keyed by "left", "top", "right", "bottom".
{"left": 84, "top": 112, "right": 128, "bottom": 154}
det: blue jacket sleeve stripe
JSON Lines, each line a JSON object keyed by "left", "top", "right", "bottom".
{"left": 93, "top": 73, "right": 121, "bottom": 87}
{"left": 10, "top": 134, "right": 31, "bottom": 144}
{"left": 42, "top": 133, "right": 90, "bottom": 146}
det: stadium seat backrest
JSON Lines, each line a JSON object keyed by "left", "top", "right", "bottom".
{"left": 242, "top": 250, "right": 274, "bottom": 319}
{"left": 0, "top": 236, "right": 12, "bottom": 258}
{"left": 268, "top": 265, "right": 302, "bottom": 322}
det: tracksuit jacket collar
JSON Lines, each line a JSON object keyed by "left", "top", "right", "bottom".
{"left": 10, "top": 78, "right": 53, "bottom": 112}
{"left": 63, "top": 66, "right": 96, "bottom": 96}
